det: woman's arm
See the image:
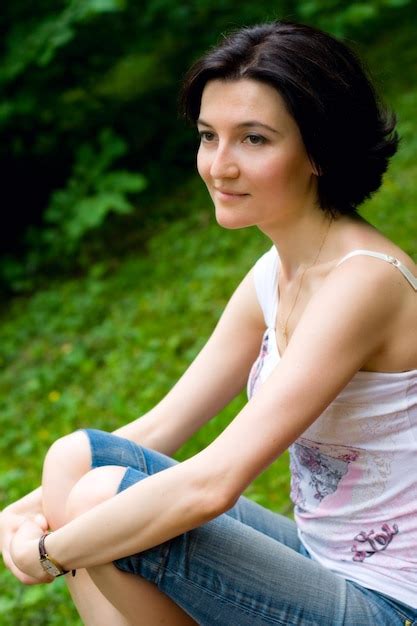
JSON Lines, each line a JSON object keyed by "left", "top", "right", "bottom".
{"left": 2, "top": 267, "right": 264, "bottom": 583}
{"left": 2, "top": 488, "right": 43, "bottom": 517}
{"left": 10, "top": 258, "right": 405, "bottom": 579}
{"left": 113, "top": 268, "right": 265, "bottom": 454}
{"left": 3, "top": 269, "right": 263, "bottom": 511}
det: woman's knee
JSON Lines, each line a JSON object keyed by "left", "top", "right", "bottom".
{"left": 42, "top": 431, "right": 93, "bottom": 528}
{"left": 43, "top": 431, "right": 91, "bottom": 482}
{"left": 65, "top": 465, "right": 127, "bottom": 522}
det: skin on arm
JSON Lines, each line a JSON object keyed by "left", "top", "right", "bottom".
{"left": 41, "top": 267, "right": 264, "bottom": 528}
{"left": 113, "top": 267, "right": 265, "bottom": 453}
{"left": 10, "top": 258, "right": 407, "bottom": 578}
{"left": 1, "top": 267, "right": 263, "bottom": 546}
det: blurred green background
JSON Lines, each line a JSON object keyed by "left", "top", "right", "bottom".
{"left": 1, "top": 0, "right": 416, "bottom": 623}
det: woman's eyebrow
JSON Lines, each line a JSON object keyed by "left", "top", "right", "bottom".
{"left": 197, "top": 118, "right": 279, "bottom": 134}
{"left": 237, "top": 121, "right": 279, "bottom": 134}
{"left": 196, "top": 118, "right": 213, "bottom": 128}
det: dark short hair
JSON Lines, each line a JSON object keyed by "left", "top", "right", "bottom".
{"left": 180, "top": 21, "right": 398, "bottom": 215}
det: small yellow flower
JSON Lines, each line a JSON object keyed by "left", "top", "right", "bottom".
{"left": 61, "top": 343, "right": 73, "bottom": 354}
{"left": 48, "top": 390, "right": 61, "bottom": 403}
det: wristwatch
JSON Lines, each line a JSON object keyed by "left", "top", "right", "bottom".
{"left": 38, "top": 533, "right": 74, "bottom": 577}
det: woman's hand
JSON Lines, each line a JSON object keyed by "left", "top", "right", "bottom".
{"left": 1, "top": 507, "right": 50, "bottom": 585}
{"left": 9, "top": 518, "right": 53, "bottom": 585}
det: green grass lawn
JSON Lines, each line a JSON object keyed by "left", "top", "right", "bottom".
{"left": 0, "top": 23, "right": 416, "bottom": 626}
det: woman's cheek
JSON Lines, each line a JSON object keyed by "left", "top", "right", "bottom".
{"left": 196, "top": 147, "right": 209, "bottom": 182}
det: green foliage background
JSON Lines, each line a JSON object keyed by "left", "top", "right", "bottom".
{"left": 0, "top": 1, "right": 416, "bottom": 623}
{"left": 0, "top": 0, "right": 415, "bottom": 291}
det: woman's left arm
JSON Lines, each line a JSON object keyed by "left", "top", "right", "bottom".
{"left": 10, "top": 258, "right": 404, "bottom": 580}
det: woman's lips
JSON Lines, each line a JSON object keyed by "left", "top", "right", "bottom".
{"left": 214, "top": 188, "right": 249, "bottom": 201}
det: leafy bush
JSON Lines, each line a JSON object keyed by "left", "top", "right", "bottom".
{"left": 32, "top": 129, "right": 145, "bottom": 260}
{"left": 0, "top": 0, "right": 415, "bottom": 293}
{"left": 1, "top": 128, "right": 145, "bottom": 293}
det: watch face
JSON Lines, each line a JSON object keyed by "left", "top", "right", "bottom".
{"left": 40, "top": 558, "right": 62, "bottom": 577}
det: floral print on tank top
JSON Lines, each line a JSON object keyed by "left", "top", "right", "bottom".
{"left": 248, "top": 330, "right": 269, "bottom": 398}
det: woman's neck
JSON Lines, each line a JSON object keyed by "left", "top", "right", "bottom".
{"left": 262, "top": 209, "right": 336, "bottom": 281}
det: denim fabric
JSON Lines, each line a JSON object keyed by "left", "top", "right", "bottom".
{"left": 84, "top": 429, "right": 417, "bottom": 626}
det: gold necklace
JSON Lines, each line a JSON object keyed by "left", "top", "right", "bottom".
{"left": 278, "top": 216, "right": 333, "bottom": 346}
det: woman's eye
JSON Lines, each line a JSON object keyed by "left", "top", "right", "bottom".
{"left": 244, "top": 134, "right": 266, "bottom": 145}
{"left": 199, "top": 131, "right": 215, "bottom": 142}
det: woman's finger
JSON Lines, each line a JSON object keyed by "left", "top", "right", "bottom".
{"left": 3, "top": 545, "right": 49, "bottom": 585}
{"left": 33, "top": 513, "right": 48, "bottom": 530}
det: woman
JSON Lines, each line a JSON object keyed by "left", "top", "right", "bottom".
{"left": 2, "top": 21, "right": 417, "bottom": 626}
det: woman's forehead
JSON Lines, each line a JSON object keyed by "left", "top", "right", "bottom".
{"left": 199, "top": 79, "right": 295, "bottom": 132}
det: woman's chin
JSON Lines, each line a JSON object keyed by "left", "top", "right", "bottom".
{"left": 214, "top": 208, "right": 253, "bottom": 230}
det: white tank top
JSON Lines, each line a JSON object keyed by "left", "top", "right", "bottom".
{"left": 248, "top": 247, "right": 417, "bottom": 608}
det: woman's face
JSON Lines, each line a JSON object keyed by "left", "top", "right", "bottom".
{"left": 197, "top": 79, "right": 319, "bottom": 232}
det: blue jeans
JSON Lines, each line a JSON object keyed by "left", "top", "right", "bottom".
{"left": 84, "top": 429, "right": 417, "bottom": 625}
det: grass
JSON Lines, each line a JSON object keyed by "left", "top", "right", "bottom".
{"left": 0, "top": 22, "right": 416, "bottom": 626}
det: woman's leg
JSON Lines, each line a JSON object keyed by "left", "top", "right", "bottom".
{"left": 42, "top": 430, "right": 93, "bottom": 529}
{"left": 42, "top": 435, "right": 134, "bottom": 626}
{"left": 42, "top": 430, "right": 196, "bottom": 625}
{"left": 85, "top": 564, "right": 197, "bottom": 625}
{"left": 64, "top": 569, "right": 132, "bottom": 626}
{"left": 64, "top": 467, "right": 196, "bottom": 626}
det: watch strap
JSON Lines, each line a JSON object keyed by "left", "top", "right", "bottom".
{"left": 39, "top": 533, "right": 76, "bottom": 577}
{"left": 39, "top": 533, "right": 51, "bottom": 560}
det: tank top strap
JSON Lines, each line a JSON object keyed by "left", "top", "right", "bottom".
{"left": 337, "top": 249, "right": 417, "bottom": 291}
{"left": 252, "top": 246, "right": 279, "bottom": 327}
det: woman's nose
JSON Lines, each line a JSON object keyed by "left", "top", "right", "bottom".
{"left": 209, "top": 144, "right": 239, "bottom": 179}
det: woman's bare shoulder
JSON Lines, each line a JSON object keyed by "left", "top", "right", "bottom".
{"left": 337, "top": 215, "right": 416, "bottom": 273}
{"left": 321, "top": 226, "right": 416, "bottom": 371}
